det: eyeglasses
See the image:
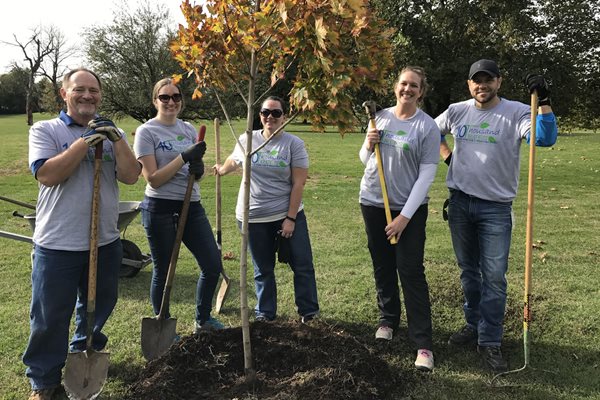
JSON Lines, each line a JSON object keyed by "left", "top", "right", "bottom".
{"left": 157, "top": 93, "right": 183, "bottom": 103}
{"left": 260, "top": 108, "right": 283, "bottom": 118}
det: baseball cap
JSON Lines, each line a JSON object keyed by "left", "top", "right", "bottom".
{"left": 468, "top": 59, "right": 500, "bottom": 79}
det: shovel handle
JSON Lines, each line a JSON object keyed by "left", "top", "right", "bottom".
{"left": 86, "top": 143, "right": 103, "bottom": 350}
{"left": 363, "top": 102, "right": 397, "bottom": 245}
{"left": 157, "top": 125, "right": 206, "bottom": 319}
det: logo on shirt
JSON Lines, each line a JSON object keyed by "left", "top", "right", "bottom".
{"left": 156, "top": 135, "right": 187, "bottom": 152}
{"left": 380, "top": 129, "right": 411, "bottom": 151}
{"left": 251, "top": 149, "right": 288, "bottom": 168}
{"left": 456, "top": 122, "right": 500, "bottom": 144}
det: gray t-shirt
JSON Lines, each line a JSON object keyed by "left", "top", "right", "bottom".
{"left": 28, "top": 117, "right": 122, "bottom": 251}
{"left": 134, "top": 118, "right": 200, "bottom": 202}
{"left": 359, "top": 108, "right": 440, "bottom": 209}
{"left": 435, "top": 98, "right": 530, "bottom": 202}
{"left": 231, "top": 130, "right": 309, "bottom": 221}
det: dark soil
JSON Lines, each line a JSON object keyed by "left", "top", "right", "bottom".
{"left": 127, "top": 320, "right": 410, "bottom": 400}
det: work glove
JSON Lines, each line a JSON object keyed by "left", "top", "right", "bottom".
{"left": 88, "top": 117, "right": 122, "bottom": 142}
{"left": 81, "top": 129, "right": 107, "bottom": 146}
{"left": 181, "top": 141, "right": 206, "bottom": 164}
{"left": 189, "top": 159, "right": 204, "bottom": 179}
{"left": 525, "top": 74, "right": 551, "bottom": 106}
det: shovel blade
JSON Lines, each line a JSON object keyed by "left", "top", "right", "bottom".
{"left": 214, "top": 274, "right": 230, "bottom": 314}
{"left": 141, "top": 316, "right": 177, "bottom": 361}
{"left": 63, "top": 350, "right": 109, "bottom": 400}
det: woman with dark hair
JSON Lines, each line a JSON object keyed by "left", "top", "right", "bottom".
{"left": 214, "top": 96, "right": 320, "bottom": 323}
{"left": 359, "top": 67, "right": 440, "bottom": 371}
{"left": 134, "top": 78, "right": 223, "bottom": 332}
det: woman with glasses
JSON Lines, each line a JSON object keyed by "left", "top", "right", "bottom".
{"left": 359, "top": 66, "right": 440, "bottom": 371}
{"left": 214, "top": 96, "right": 319, "bottom": 324}
{"left": 133, "top": 78, "right": 224, "bottom": 333}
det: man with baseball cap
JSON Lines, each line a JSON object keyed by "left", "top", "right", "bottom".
{"left": 435, "top": 59, "right": 557, "bottom": 372}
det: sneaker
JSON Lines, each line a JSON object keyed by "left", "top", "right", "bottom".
{"left": 301, "top": 313, "right": 319, "bottom": 324}
{"left": 195, "top": 317, "right": 225, "bottom": 333}
{"left": 414, "top": 349, "right": 434, "bottom": 372}
{"left": 478, "top": 345, "right": 508, "bottom": 372}
{"left": 375, "top": 326, "right": 393, "bottom": 341}
{"left": 448, "top": 325, "right": 478, "bottom": 346}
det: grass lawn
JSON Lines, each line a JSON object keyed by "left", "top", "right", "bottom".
{"left": 0, "top": 113, "right": 598, "bottom": 399}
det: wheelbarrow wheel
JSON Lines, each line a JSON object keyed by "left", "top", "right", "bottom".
{"left": 120, "top": 239, "right": 142, "bottom": 278}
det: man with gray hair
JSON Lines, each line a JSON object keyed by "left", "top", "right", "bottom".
{"left": 23, "top": 68, "right": 140, "bottom": 400}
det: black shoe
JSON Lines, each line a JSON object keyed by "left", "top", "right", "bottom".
{"left": 448, "top": 325, "right": 478, "bottom": 346}
{"left": 478, "top": 345, "right": 508, "bottom": 372}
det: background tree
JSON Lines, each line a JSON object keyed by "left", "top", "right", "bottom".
{"left": 38, "top": 27, "right": 77, "bottom": 113}
{"left": 4, "top": 27, "right": 55, "bottom": 125}
{"left": 172, "top": 0, "right": 395, "bottom": 381}
{"left": 0, "top": 67, "right": 30, "bottom": 114}
{"left": 370, "top": 0, "right": 600, "bottom": 130}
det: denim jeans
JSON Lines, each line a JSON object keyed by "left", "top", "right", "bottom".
{"left": 361, "top": 204, "right": 433, "bottom": 350}
{"left": 447, "top": 189, "right": 512, "bottom": 346}
{"left": 141, "top": 203, "right": 221, "bottom": 323}
{"left": 241, "top": 210, "right": 319, "bottom": 320}
{"left": 23, "top": 239, "right": 121, "bottom": 390}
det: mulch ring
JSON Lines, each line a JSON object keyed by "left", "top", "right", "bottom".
{"left": 126, "top": 320, "right": 408, "bottom": 399}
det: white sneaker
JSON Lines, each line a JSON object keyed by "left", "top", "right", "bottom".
{"left": 375, "top": 326, "right": 393, "bottom": 341}
{"left": 414, "top": 349, "right": 434, "bottom": 372}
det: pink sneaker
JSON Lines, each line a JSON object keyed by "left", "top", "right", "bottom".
{"left": 415, "top": 349, "right": 434, "bottom": 372}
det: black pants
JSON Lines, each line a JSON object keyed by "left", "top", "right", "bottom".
{"left": 361, "top": 203, "right": 433, "bottom": 350}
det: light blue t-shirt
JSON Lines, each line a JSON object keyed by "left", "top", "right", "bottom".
{"left": 28, "top": 116, "right": 122, "bottom": 251}
{"left": 435, "top": 98, "right": 531, "bottom": 202}
{"left": 230, "top": 130, "right": 309, "bottom": 221}
{"left": 134, "top": 118, "right": 200, "bottom": 202}
{"left": 359, "top": 108, "right": 440, "bottom": 209}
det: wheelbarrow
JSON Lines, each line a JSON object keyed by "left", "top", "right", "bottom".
{"left": 0, "top": 195, "right": 151, "bottom": 278}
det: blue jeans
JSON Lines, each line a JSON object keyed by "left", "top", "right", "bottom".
{"left": 361, "top": 204, "right": 433, "bottom": 350}
{"left": 23, "top": 239, "right": 121, "bottom": 390}
{"left": 241, "top": 211, "right": 319, "bottom": 320}
{"left": 448, "top": 189, "right": 512, "bottom": 346}
{"left": 141, "top": 203, "right": 221, "bottom": 323}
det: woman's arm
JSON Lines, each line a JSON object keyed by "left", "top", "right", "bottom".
{"left": 138, "top": 153, "right": 186, "bottom": 189}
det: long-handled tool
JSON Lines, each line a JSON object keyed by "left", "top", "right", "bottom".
{"left": 491, "top": 92, "right": 548, "bottom": 385}
{"left": 0, "top": 195, "right": 36, "bottom": 210}
{"left": 64, "top": 143, "right": 109, "bottom": 400}
{"left": 362, "top": 100, "right": 397, "bottom": 245}
{"left": 213, "top": 118, "right": 230, "bottom": 314}
{"left": 141, "top": 125, "right": 206, "bottom": 361}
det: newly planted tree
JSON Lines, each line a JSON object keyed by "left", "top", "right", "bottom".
{"left": 172, "top": 0, "right": 394, "bottom": 381}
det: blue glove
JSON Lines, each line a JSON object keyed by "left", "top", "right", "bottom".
{"left": 81, "top": 129, "right": 106, "bottom": 146}
{"left": 181, "top": 141, "right": 206, "bottom": 163}
{"left": 189, "top": 159, "right": 204, "bottom": 179}
{"left": 88, "top": 117, "right": 122, "bottom": 142}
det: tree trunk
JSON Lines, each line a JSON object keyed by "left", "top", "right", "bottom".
{"left": 26, "top": 75, "right": 34, "bottom": 126}
{"left": 240, "top": 31, "right": 259, "bottom": 385}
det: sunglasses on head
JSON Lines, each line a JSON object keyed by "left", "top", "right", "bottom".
{"left": 260, "top": 108, "right": 283, "bottom": 118}
{"left": 157, "top": 93, "right": 183, "bottom": 103}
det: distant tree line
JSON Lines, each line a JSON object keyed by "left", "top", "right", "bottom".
{"left": 1, "top": 0, "right": 598, "bottom": 130}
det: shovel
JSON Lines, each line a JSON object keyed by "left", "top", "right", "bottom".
{"left": 64, "top": 143, "right": 109, "bottom": 400}
{"left": 141, "top": 125, "right": 206, "bottom": 361}
{"left": 213, "top": 118, "right": 230, "bottom": 314}
{"left": 362, "top": 100, "right": 397, "bottom": 245}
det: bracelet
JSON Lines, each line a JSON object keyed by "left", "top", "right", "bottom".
{"left": 285, "top": 215, "right": 296, "bottom": 223}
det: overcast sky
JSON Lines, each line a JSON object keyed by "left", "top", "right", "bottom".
{"left": 0, "top": 0, "right": 187, "bottom": 74}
